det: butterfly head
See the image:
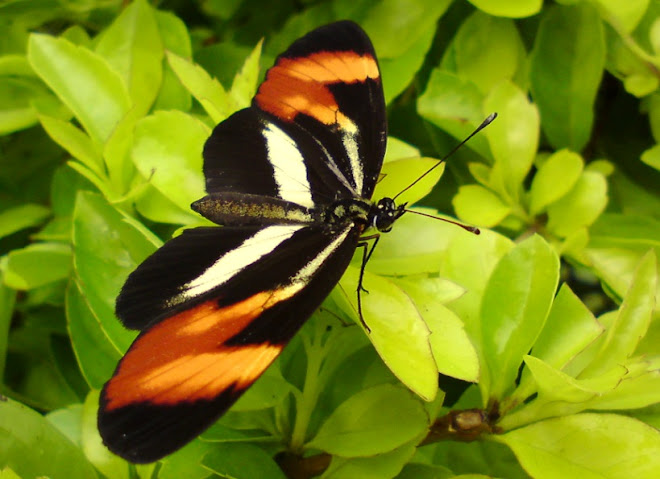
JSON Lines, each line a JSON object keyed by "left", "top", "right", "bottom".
{"left": 371, "top": 197, "right": 406, "bottom": 233}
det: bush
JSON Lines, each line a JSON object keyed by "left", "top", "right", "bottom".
{"left": 0, "top": 1, "right": 658, "bottom": 478}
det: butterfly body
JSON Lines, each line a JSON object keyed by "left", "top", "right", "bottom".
{"left": 99, "top": 20, "right": 398, "bottom": 463}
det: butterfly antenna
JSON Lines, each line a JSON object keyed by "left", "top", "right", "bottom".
{"left": 403, "top": 209, "right": 481, "bottom": 235}
{"left": 393, "top": 112, "right": 497, "bottom": 201}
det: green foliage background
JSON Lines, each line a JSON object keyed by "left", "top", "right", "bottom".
{"left": 1, "top": 0, "right": 659, "bottom": 478}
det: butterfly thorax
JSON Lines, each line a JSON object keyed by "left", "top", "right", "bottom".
{"left": 324, "top": 197, "right": 406, "bottom": 233}
{"left": 324, "top": 198, "right": 370, "bottom": 226}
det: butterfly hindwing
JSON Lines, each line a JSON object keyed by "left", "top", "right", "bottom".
{"left": 100, "top": 223, "right": 360, "bottom": 462}
{"left": 116, "top": 226, "right": 266, "bottom": 330}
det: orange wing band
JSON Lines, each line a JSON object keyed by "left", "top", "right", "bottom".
{"left": 104, "top": 292, "right": 285, "bottom": 410}
{"left": 255, "top": 51, "right": 379, "bottom": 127}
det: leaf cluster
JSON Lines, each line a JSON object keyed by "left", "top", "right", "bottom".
{"left": 0, "top": 1, "right": 659, "bottom": 479}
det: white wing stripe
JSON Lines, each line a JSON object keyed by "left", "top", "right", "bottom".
{"left": 293, "top": 225, "right": 352, "bottom": 283}
{"left": 263, "top": 122, "right": 315, "bottom": 208}
{"left": 341, "top": 127, "right": 363, "bottom": 194}
{"left": 179, "top": 225, "right": 304, "bottom": 300}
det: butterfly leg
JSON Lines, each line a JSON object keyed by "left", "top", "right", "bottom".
{"left": 355, "top": 234, "right": 380, "bottom": 333}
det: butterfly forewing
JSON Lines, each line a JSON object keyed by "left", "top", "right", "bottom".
{"left": 204, "top": 20, "right": 386, "bottom": 204}
{"left": 99, "top": 20, "right": 387, "bottom": 463}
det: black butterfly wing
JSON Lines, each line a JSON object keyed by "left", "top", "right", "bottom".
{"left": 203, "top": 20, "right": 386, "bottom": 207}
{"left": 99, "top": 223, "right": 360, "bottom": 463}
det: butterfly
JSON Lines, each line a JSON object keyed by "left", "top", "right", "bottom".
{"left": 98, "top": 20, "right": 403, "bottom": 463}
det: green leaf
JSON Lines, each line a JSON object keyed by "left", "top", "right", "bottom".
{"left": 454, "top": 13, "right": 524, "bottom": 94}
{"left": 587, "top": 247, "right": 656, "bottom": 304}
{"left": 529, "top": 4, "right": 605, "bottom": 150}
{"left": 373, "top": 157, "right": 445, "bottom": 206}
{"left": 4, "top": 242, "right": 71, "bottom": 290}
{"left": 81, "top": 391, "right": 130, "bottom": 479}
{"left": 357, "top": 0, "right": 450, "bottom": 103}
{"left": 27, "top": 34, "right": 131, "bottom": 144}
{"left": 467, "top": 162, "right": 492, "bottom": 186}
{"left": 46, "top": 404, "right": 83, "bottom": 446}
{"left": 523, "top": 355, "right": 623, "bottom": 403}
{"left": 72, "top": 192, "right": 160, "bottom": 356}
{"left": 0, "top": 277, "right": 16, "bottom": 384}
{"left": 546, "top": 170, "right": 608, "bottom": 237}
{"left": 580, "top": 251, "right": 657, "bottom": 378}
{"left": 585, "top": 159, "right": 614, "bottom": 176}
{"left": 440, "top": 226, "right": 514, "bottom": 338}
{"left": 2, "top": 329, "right": 81, "bottom": 409}
{"left": 66, "top": 280, "right": 122, "bottom": 389}
{"left": 202, "top": 0, "right": 243, "bottom": 20}
{"left": 0, "top": 74, "right": 54, "bottom": 134}
{"left": 167, "top": 51, "right": 233, "bottom": 123}
{"left": 586, "top": 214, "right": 660, "bottom": 298}
{"left": 466, "top": 0, "right": 542, "bottom": 18}
{"left": 366, "top": 208, "right": 458, "bottom": 276}
{"left": 0, "top": 106, "right": 34, "bottom": 135}
{"left": 485, "top": 81, "right": 539, "bottom": 203}
{"left": 395, "top": 275, "right": 465, "bottom": 304}
{"left": 201, "top": 423, "right": 272, "bottom": 443}
{"left": 497, "top": 413, "right": 660, "bottom": 479}
{"left": 0, "top": 54, "right": 34, "bottom": 77}
{"left": 559, "top": 310, "right": 617, "bottom": 379}
{"left": 50, "top": 164, "right": 94, "bottom": 217}
{"left": 453, "top": 184, "right": 511, "bottom": 227}
{"left": 307, "top": 384, "right": 427, "bottom": 456}
{"left": 480, "top": 235, "right": 560, "bottom": 400}
{"left": 322, "top": 442, "right": 417, "bottom": 479}
{"left": 530, "top": 285, "right": 603, "bottom": 371}
{"left": 646, "top": 93, "right": 660, "bottom": 142}
{"left": 396, "top": 463, "right": 454, "bottom": 479}
{"left": 529, "top": 149, "right": 584, "bottom": 215}
{"left": 379, "top": 25, "right": 436, "bottom": 104}
{"left": 135, "top": 183, "right": 202, "bottom": 225}
{"left": 589, "top": 357, "right": 660, "bottom": 410}
{"left": 229, "top": 366, "right": 292, "bottom": 412}
{"left": 360, "top": 0, "right": 450, "bottom": 58}
{"left": 336, "top": 267, "right": 438, "bottom": 401}
{"left": 95, "top": 0, "right": 163, "bottom": 116}
{"left": 159, "top": 440, "right": 214, "bottom": 479}
{"left": 131, "top": 110, "right": 208, "bottom": 218}
{"left": 102, "top": 108, "right": 140, "bottom": 196}
{"left": 229, "top": 39, "right": 262, "bottom": 109}
{"left": 417, "top": 70, "right": 491, "bottom": 158}
{"left": 38, "top": 115, "right": 104, "bottom": 178}
{"left": 0, "top": 397, "right": 99, "bottom": 479}
{"left": 515, "top": 284, "right": 603, "bottom": 401}
{"left": 396, "top": 277, "right": 479, "bottom": 382}
{"left": 66, "top": 161, "right": 112, "bottom": 200}
{"left": 152, "top": 10, "right": 192, "bottom": 112}
{"left": 624, "top": 73, "right": 658, "bottom": 97}
{"left": 202, "top": 443, "right": 287, "bottom": 479}
{"left": 196, "top": 40, "right": 258, "bottom": 88}
{"left": 384, "top": 137, "right": 420, "bottom": 162}
{"left": 651, "top": 12, "right": 660, "bottom": 54}
{"left": 596, "top": 0, "right": 650, "bottom": 33}
{"left": 431, "top": 438, "right": 528, "bottom": 478}
{"left": 0, "top": 468, "right": 21, "bottom": 479}
{"left": 641, "top": 144, "right": 660, "bottom": 170}
{"left": 0, "top": 203, "right": 50, "bottom": 239}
